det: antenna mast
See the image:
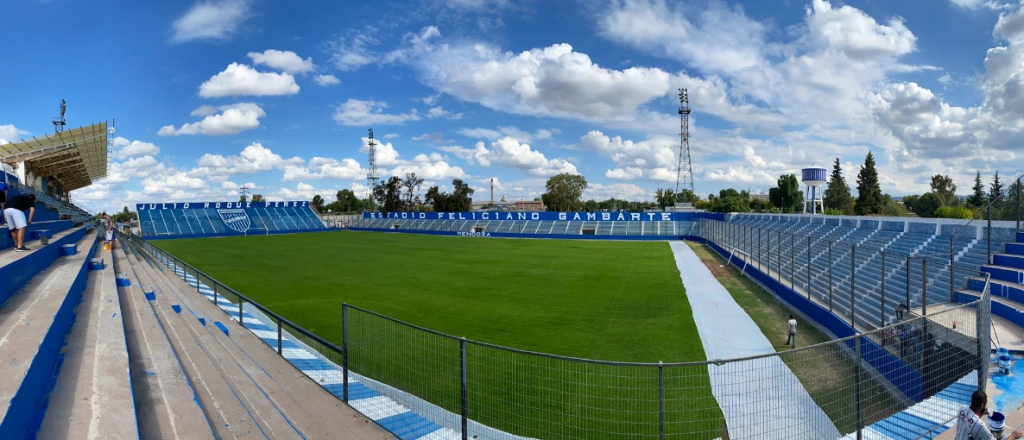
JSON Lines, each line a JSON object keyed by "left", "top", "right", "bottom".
{"left": 675, "top": 88, "right": 694, "bottom": 203}
{"left": 366, "top": 128, "right": 380, "bottom": 210}
{"left": 53, "top": 99, "right": 67, "bottom": 133}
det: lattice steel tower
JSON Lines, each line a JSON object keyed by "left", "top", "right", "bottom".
{"left": 366, "top": 128, "right": 380, "bottom": 209}
{"left": 675, "top": 88, "right": 694, "bottom": 202}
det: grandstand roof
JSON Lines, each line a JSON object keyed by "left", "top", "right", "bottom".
{"left": 0, "top": 122, "right": 109, "bottom": 191}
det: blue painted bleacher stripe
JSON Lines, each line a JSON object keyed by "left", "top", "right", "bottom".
{"left": 376, "top": 411, "right": 443, "bottom": 440}
{"left": 289, "top": 359, "right": 337, "bottom": 370}
{"left": 322, "top": 382, "right": 381, "bottom": 400}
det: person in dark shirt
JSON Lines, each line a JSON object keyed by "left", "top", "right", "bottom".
{"left": 3, "top": 194, "right": 36, "bottom": 251}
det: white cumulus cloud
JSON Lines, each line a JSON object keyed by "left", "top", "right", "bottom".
{"left": 441, "top": 137, "right": 576, "bottom": 177}
{"left": 199, "top": 63, "right": 300, "bottom": 98}
{"left": 191, "top": 142, "right": 303, "bottom": 177}
{"left": 333, "top": 99, "right": 421, "bottom": 126}
{"left": 158, "top": 103, "right": 266, "bottom": 136}
{"left": 171, "top": 0, "right": 252, "bottom": 43}
{"left": 314, "top": 74, "right": 341, "bottom": 86}
{"left": 247, "top": 49, "right": 315, "bottom": 74}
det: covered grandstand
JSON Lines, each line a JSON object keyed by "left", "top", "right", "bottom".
{"left": 0, "top": 121, "right": 112, "bottom": 223}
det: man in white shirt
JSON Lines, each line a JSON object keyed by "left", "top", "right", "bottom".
{"left": 785, "top": 314, "right": 797, "bottom": 348}
{"left": 956, "top": 390, "right": 1022, "bottom": 439}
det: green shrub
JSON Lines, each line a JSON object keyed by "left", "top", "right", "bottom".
{"left": 934, "top": 205, "right": 973, "bottom": 219}
{"left": 823, "top": 207, "right": 845, "bottom": 216}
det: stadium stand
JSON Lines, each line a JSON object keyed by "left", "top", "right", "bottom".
{"left": 351, "top": 211, "right": 713, "bottom": 239}
{"left": 718, "top": 213, "right": 1015, "bottom": 332}
{"left": 137, "top": 201, "right": 328, "bottom": 239}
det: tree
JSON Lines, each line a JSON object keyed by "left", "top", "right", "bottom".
{"left": 402, "top": 172, "right": 425, "bottom": 211}
{"left": 880, "top": 196, "right": 911, "bottom": 217}
{"left": 373, "top": 176, "right": 404, "bottom": 213}
{"left": 967, "top": 171, "right": 986, "bottom": 209}
{"left": 914, "top": 193, "right": 943, "bottom": 218}
{"left": 655, "top": 188, "right": 676, "bottom": 210}
{"left": 336, "top": 189, "right": 361, "bottom": 212}
{"left": 311, "top": 195, "right": 325, "bottom": 212}
{"left": 542, "top": 173, "right": 588, "bottom": 212}
{"left": 709, "top": 194, "right": 750, "bottom": 213}
{"left": 930, "top": 174, "right": 957, "bottom": 206}
{"left": 112, "top": 205, "right": 137, "bottom": 223}
{"left": 676, "top": 189, "right": 697, "bottom": 204}
{"left": 424, "top": 179, "right": 475, "bottom": 212}
{"left": 902, "top": 195, "right": 920, "bottom": 213}
{"left": 252, "top": 194, "right": 265, "bottom": 203}
{"left": 824, "top": 158, "right": 855, "bottom": 215}
{"left": 855, "top": 151, "right": 884, "bottom": 215}
{"left": 991, "top": 171, "right": 1004, "bottom": 202}
{"left": 768, "top": 175, "right": 802, "bottom": 213}
{"left": 239, "top": 194, "right": 247, "bottom": 202}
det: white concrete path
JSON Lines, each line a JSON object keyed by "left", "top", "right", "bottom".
{"left": 670, "top": 241, "right": 840, "bottom": 439}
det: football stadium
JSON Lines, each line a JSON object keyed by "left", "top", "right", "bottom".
{"left": 2, "top": 119, "right": 1024, "bottom": 438}
{"left": 6, "top": 2, "right": 1024, "bottom": 439}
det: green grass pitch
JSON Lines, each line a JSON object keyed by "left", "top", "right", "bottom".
{"left": 155, "top": 231, "right": 726, "bottom": 437}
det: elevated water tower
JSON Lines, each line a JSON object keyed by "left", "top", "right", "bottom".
{"left": 802, "top": 167, "right": 827, "bottom": 215}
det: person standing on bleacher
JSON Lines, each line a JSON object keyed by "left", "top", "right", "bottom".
{"left": 0, "top": 179, "right": 7, "bottom": 222}
{"left": 4, "top": 194, "right": 36, "bottom": 252}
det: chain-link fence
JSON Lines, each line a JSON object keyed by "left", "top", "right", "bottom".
{"left": 122, "top": 230, "right": 992, "bottom": 439}
{"left": 702, "top": 218, "right": 989, "bottom": 334}
{"left": 950, "top": 172, "right": 1024, "bottom": 264}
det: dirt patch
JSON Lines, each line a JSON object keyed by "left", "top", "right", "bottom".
{"left": 701, "top": 258, "right": 734, "bottom": 278}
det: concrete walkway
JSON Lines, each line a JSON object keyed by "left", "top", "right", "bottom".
{"left": 669, "top": 242, "right": 840, "bottom": 439}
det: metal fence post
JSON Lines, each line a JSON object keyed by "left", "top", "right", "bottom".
{"left": 790, "top": 235, "right": 795, "bottom": 290}
{"left": 277, "top": 317, "right": 282, "bottom": 355}
{"left": 239, "top": 300, "right": 244, "bottom": 328}
{"left": 988, "top": 204, "right": 993, "bottom": 264}
{"left": 758, "top": 227, "right": 762, "bottom": 271}
{"left": 907, "top": 257, "right": 912, "bottom": 317}
{"left": 776, "top": 230, "right": 782, "bottom": 282}
{"left": 851, "top": 246, "right": 856, "bottom": 328}
{"left": 343, "top": 303, "right": 349, "bottom": 402}
{"left": 807, "top": 236, "right": 812, "bottom": 300}
{"left": 922, "top": 260, "right": 928, "bottom": 317}
{"left": 828, "top": 241, "right": 834, "bottom": 312}
{"left": 213, "top": 282, "right": 218, "bottom": 306}
{"left": 950, "top": 235, "right": 956, "bottom": 300}
{"left": 659, "top": 361, "right": 665, "bottom": 440}
{"left": 979, "top": 275, "right": 991, "bottom": 390}
{"left": 855, "top": 335, "right": 863, "bottom": 440}
{"left": 767, "top": 228, "right": 771, "bottom": 276}
{"left": 461, "top": 337, "right": 469, "bottom": 440}
{"left": 881, "top": 253, "right": 886, "bottom": 327}
{"left": 1018, "top": 176, "right": 1022, "bottom": 231}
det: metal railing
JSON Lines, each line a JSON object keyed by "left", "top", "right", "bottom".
{"left": 951, "top": 172, "right": 1024, "bottom": 264}
{"left": 702, "top": 218, "right": 988, "bottom": 332}
{"left": 119, "top": 231, "right": 991, "bottom": 439}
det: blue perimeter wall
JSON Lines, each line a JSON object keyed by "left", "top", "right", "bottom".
{"left": 349, "top": 227, "right": 705, "bottom": 241}
{"left": 142, "top": 227, "right": 337, "bottom": 241}
{"left": 705, "top": 240, "right": 925, "bottom": 402}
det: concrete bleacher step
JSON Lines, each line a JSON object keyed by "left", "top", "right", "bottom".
{"left": 38, "top": 246, "right": 138, "bottom": 439}
{"left": 982, "top": 264, "right": 1024, "bottom": 285}
{"left": 1007, "top": 242, "right": 1024, "bottom": 256}
{"left": 123, "top": 243, "right": 383, "bottom": 439}
{"left": 840, "top": 373, "right": 975, "bottom": 440}
{"left": 994, "top": 253, "right": 1024, "bottom": 270}
{"left": 112, "top": 245, "right": 213, "bottom": 439}
{"left": 1, "top": 226, "right": 88, "bottom": 305}
{"left": 0, "top": 230, "right": 95, "bottom": 438}
{"left": 968, "top": 277, "right": 1024, "bottom": 304}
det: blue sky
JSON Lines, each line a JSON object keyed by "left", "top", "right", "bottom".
{"left": 2, "top": 0, "right": 1024, "bottom": 214}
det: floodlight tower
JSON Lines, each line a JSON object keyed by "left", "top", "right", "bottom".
{"left": 675, "top": 89, "right": 694, "bottom": 203}
{"left": 366, "top": 128, "right": 380, "bottom": 210}
{"left": 52, "top": 99, "right": 67, "bottom": 133}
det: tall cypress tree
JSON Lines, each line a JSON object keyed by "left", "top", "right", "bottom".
{"left": 967, "top": 171, "right": 986, "bottom": 209}
{"left": 823, "top": 158, "right": 854, "bottom": 214}
{"left": 991, "top": 170, "right": 1004, "bottom": 202}
{"left": 855, "top": 151, "right": 884, "bottom": 215}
